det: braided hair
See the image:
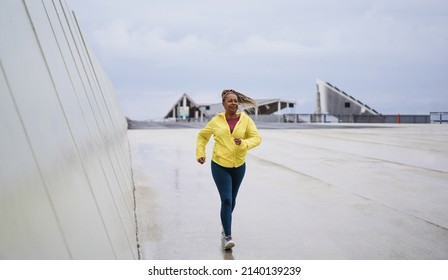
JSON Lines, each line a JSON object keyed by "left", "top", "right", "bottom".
{"left": 221, "top": 89, "right": 257, "bottom": 113}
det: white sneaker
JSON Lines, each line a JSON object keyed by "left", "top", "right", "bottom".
{"left": 223, "top": 236, "right": 235, "bottom": 250}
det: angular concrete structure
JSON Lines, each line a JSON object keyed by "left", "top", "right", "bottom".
{"left": 316, "top": 79, "right": 380, "bottom": 120}
{"left": 1, "top": 0, "right": 137, "bottom": 259}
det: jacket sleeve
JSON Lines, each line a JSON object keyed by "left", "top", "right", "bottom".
{"left": 240, "top": 118, "right": 261, "bottom": 151}
{"left": 196, "top": 119, "right": 214, "bottom": 160}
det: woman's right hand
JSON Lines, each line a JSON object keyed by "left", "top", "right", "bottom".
{"left": 197, "top": 157, "right": 206, "bottom": 164}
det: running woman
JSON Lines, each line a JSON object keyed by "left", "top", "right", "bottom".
{"left": 196, "top": 89, "right": 261, "bottom": 250}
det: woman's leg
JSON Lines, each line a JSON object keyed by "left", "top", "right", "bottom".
{"left": 230, "top": 163, "right": 246, "bottom": 213}
{"left": 211, "top": 161, "right": 233, "bottom": 236}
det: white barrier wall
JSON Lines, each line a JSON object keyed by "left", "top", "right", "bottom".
{"left": 0, "top": 0, "right": 137, "bottom": 259}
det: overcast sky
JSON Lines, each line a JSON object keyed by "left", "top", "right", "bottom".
{"left": 68, "top": 0, "right": 448, "bottom": 120}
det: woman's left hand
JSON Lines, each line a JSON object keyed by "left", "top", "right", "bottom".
{"left": 234, "top": 138, "right": 242, "bottom": 145}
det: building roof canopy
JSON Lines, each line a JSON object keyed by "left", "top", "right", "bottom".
{"left": 165, "top": 94, "right": 296, "bottom": 119}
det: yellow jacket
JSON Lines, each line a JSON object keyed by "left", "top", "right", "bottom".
{"left": 196, "top": 112, "right": 261, "bottom": 168}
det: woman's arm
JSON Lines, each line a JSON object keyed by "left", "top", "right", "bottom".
{"left": 240, "top": 118, "right": 261, "bottom": 151}
{"left": 196, "top": 119, "right": 214, "bottom": 163}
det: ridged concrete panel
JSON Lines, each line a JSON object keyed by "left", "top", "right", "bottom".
{"left": 0, "top": 0, "right": 137, "bottom": 259}
{"left": 316, "top": 79, "right": 379, "bottom": 116}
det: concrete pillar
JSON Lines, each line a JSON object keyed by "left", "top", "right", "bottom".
{"left": 278, "top": 101, "right": 281, "bottom": 122}
{"left": 315, "top": 85, "right": 322, "bottom": 123}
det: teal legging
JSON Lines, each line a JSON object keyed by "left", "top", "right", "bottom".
{"left": 211, "top": 161, "right": 246, "bottom": 237}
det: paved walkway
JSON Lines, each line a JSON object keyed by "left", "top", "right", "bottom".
{"left": 129, "top": 124, "right": 448, "bottom": 260}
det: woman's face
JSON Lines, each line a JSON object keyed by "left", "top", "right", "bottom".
{"left": 223, "top": 93, "right": 238, "bottom": 115}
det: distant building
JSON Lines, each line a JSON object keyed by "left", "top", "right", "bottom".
{"left": 164, "top": 93, "right": 201, "bottom": 120}
{"left": 315, "top": 79, "right": 380, "bottom": 122}
{"left": 160, "top": 86, "right": 432, "bottom": 124}
{"left": 164, "top": 93, "right": 296, "bottom": 122}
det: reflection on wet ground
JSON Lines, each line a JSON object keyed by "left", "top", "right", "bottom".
{"left": 130, "top": 125, "right": 448, "bottom": 259}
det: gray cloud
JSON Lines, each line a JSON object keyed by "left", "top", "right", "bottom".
{"left": 69, "top": 0, "right": 448, "bottom": 120}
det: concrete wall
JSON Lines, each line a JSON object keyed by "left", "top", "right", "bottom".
{"left": 0, "top": 0, "right": 137, "bottom": 259}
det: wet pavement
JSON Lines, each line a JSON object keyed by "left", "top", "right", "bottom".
{"left": 129, "top": 123, "right": 448, "bottom": 260}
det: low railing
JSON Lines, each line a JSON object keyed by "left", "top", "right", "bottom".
{"left": 169, "top": 113, "right": 445, "bottom": 124}
{"left": 283, "top": 114, "right": 434, "bottom": 124}
{"left": 430, "top": 112, "right": 448, "bottom": 124}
